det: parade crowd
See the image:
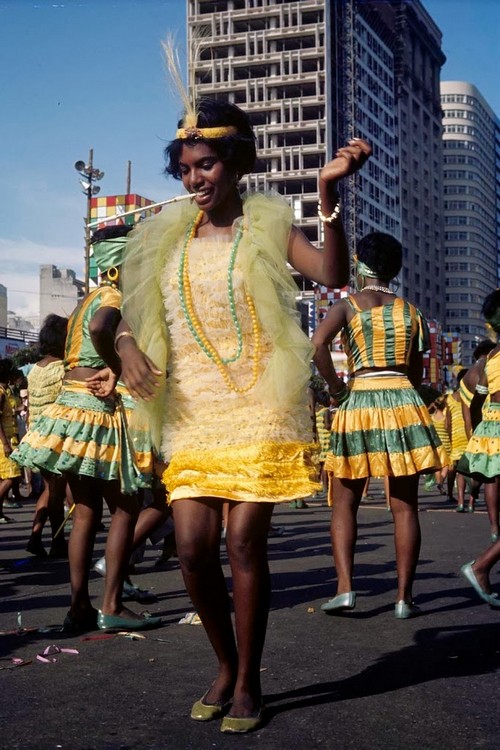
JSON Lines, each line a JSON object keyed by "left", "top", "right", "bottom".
{"left": 2, "top": 94, "right": 500, "bottom": 735}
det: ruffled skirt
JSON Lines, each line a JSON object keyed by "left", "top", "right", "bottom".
{"left": 325, "top": 374, "right": 447, "bottom": 481}
{"left": 163, "top": 441, "right": 320, "bottom": 503}
{"left": 456, "top": 402, "right": 500, "bottom": 481}
{"left": 11, "top": 381, "right": 144, "bottom": 494}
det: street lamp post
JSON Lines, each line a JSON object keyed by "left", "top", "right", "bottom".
{"left": 74, "top": 149, "right": 104, "bottom": 294}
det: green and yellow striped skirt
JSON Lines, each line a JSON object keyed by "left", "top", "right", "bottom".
{"left": 325, "top": 374, "right": 447, "bottom": 480}
{"left": 11, "top": 380, "right": 144, "bottom": 494}
{"left": 456, "top": 402, "right": 500, "bottom": 481}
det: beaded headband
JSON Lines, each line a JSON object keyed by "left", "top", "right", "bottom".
{"left": 176, "top": 125, "right": 238, "bottom": 140}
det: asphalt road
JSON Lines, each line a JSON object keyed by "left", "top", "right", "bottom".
{"left": 1, "top": 482, "right": 499, "bottom": 750}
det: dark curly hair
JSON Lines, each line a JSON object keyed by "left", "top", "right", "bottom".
{"left": 165, "top": 98, "right": 256, "bottom": 180}
{"left": 357, "top": 232, "right": 402, "bottom": 282}
{"left": 0, "top": 357, "right": 14, "bottom": 381}
{"left": 91, "top": 224, "right": 134, "bottom": 244}
{"left": 482, "top": 289, "right": 500, "bottom": 321}
{"left": 473, "top": 338, "right": 496, "bottom": 360}
{"left": 38, "top": 314, "right": 68, "bottom": 358}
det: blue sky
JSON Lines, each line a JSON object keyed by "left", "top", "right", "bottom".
{"left": 0, "top": 0, "right": 499, "bottom": 323}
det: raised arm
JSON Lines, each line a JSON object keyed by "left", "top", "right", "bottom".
{"left": 287, "top": 139, "right": 372, "bottom": 287}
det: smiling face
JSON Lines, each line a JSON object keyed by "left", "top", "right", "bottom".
{"left": 179, "top": 142, "right": 239, "bottom": 213}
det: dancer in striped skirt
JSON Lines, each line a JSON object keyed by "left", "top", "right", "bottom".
{"left": 12, "top": 225, "right": 160, "bottom": 633}
{"left": 313, "top": 232, "right": 447, "bottom": 618}
{"left": 459, "top": 290, "right": 500, "bottom": 604}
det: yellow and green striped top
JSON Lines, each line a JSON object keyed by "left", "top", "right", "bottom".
{"left": 64, "top": 286, "right": 121, "bottom": 371}
{"left": 341, "top": 296, "right": 429, "bottom": 374}
{"left": 485, "top": 349, "right": 500, "bottom": 395}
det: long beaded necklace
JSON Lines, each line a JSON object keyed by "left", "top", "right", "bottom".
{"left": 362, "top": 284, "right": 394, "bottom": 294}
{"left": 177, "top": 211, "right": 261, "bottom": 394}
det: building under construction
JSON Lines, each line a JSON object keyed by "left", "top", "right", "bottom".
{"left": 188, "top": 0, "right": 446, "bottom": 326}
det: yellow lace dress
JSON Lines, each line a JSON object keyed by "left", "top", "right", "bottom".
{"left": 122, "top": 192, "right": 320, "bottom": 504}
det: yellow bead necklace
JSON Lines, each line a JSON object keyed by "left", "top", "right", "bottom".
{"left": 178, "top": 211, "right": 261, "bottom": 394}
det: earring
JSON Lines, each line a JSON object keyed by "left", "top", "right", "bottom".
{"left": 107, "top": 266, "right": 119, "bottom": 282}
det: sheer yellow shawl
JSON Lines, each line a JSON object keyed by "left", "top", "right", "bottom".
{"left": 121, "top": 192, "right": 313, "bottom": 452}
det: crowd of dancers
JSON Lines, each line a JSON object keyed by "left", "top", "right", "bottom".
{"left": 2, "top": 94, "right": 500, "bottom": 734}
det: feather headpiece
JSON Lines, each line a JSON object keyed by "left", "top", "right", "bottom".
{"left": 162, "top": 34, "right": 237, "bottom": 140}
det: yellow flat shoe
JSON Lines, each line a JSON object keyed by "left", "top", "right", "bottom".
{"left": 220, "top": 704, "right": 264, "bottom": 734}
{"left": 190, "top": 693, "right": 230, "bottom": 721}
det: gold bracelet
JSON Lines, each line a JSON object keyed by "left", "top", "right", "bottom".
{"left": 318, "top": 198, "right": 341, "bottom": 225}
{"left": 114, "top": 330, "right": 136, "bottom": 353}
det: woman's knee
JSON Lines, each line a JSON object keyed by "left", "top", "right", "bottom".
{"left": 226, "top": 530, "right": 268, "bottom": 570}
{"left": 176, "top": 534, "right": 220, "bottom": 574}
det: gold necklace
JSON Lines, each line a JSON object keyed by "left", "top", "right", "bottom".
{"left": 178, "top": 211, "right": 261, "bottom": 394}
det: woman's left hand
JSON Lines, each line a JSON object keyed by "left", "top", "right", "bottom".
{"left": 320, "top": 138, "right": 372, "bottom": 184}
{"left": 86, "top": 367, "right": 118, "bottom": 398}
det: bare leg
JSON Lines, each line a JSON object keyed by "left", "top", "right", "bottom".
{"left": 456, "top": 471, "right": 466, "bottom": 509}
{"left": 10, "top": 477, "right": 22, "bottom": 503}
{"left": 388, "top": 475, "right": 421, "bottom": 603}
{"left": 30, "top": 479, "right": 50, "bottom": 536}
{"left": 225, "top": 501, "right": 274, "bottom": 717}
{"left": 329, "top": 477, "right": 365, "bottom": 594}
{"left": 66, "top": 475, "right": 100, "bottom": 618}
{"left": 100, "top": 481, "right": 140, "bottom": 616}
{"left": 469, "top": 538, "right": 500, "bottom": 593}
{"left": 447, "top": 466, "right": 456, "bottom": 503}
{"left": 172, "top": 498, "right": 238, "bottom": 705}
{"left": 0, "top": 477, "right": 13, "bottom": 518}
{"left": 484, "top": 478, "right": 500, "bottom": 539}
{"left": 46, "top": 474, "right": 67, "bottom": 544}
{"left": 131, "top": 487, "right": 170, "bottom": 551}
{"left": 26, "top": 477, "right": 51, "bottom": 556}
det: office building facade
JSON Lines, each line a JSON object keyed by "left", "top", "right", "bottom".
{"left": 441, "top": 81, "right": 500, "bottom": 364}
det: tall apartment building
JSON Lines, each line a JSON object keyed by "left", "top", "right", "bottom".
{"left": 369, "top": 1, "right": 446, "bottom": 323}
{"left": 441, "top": 81, "right": 500, "bottom": 364}
{"left": 187, "top": 0, "right": 445, "bottom": 323}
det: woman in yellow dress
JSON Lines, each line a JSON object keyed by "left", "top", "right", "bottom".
{"left": 115, "top": 98, "right": 371, "bottom": 732}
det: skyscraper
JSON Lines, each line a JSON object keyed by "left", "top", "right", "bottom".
{"left": 441, "top": 81, "right": 500, "bottom": 364}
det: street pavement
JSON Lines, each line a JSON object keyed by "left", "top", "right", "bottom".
{"left": 1, "top": 482, "right": 500, "bottom": 750}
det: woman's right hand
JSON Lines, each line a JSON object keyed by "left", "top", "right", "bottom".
{"left": 320, "top": 138, "right": 372, "bottom": 185}
{"left": 119, "top": 339, "right": 163, "bottom": 400}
